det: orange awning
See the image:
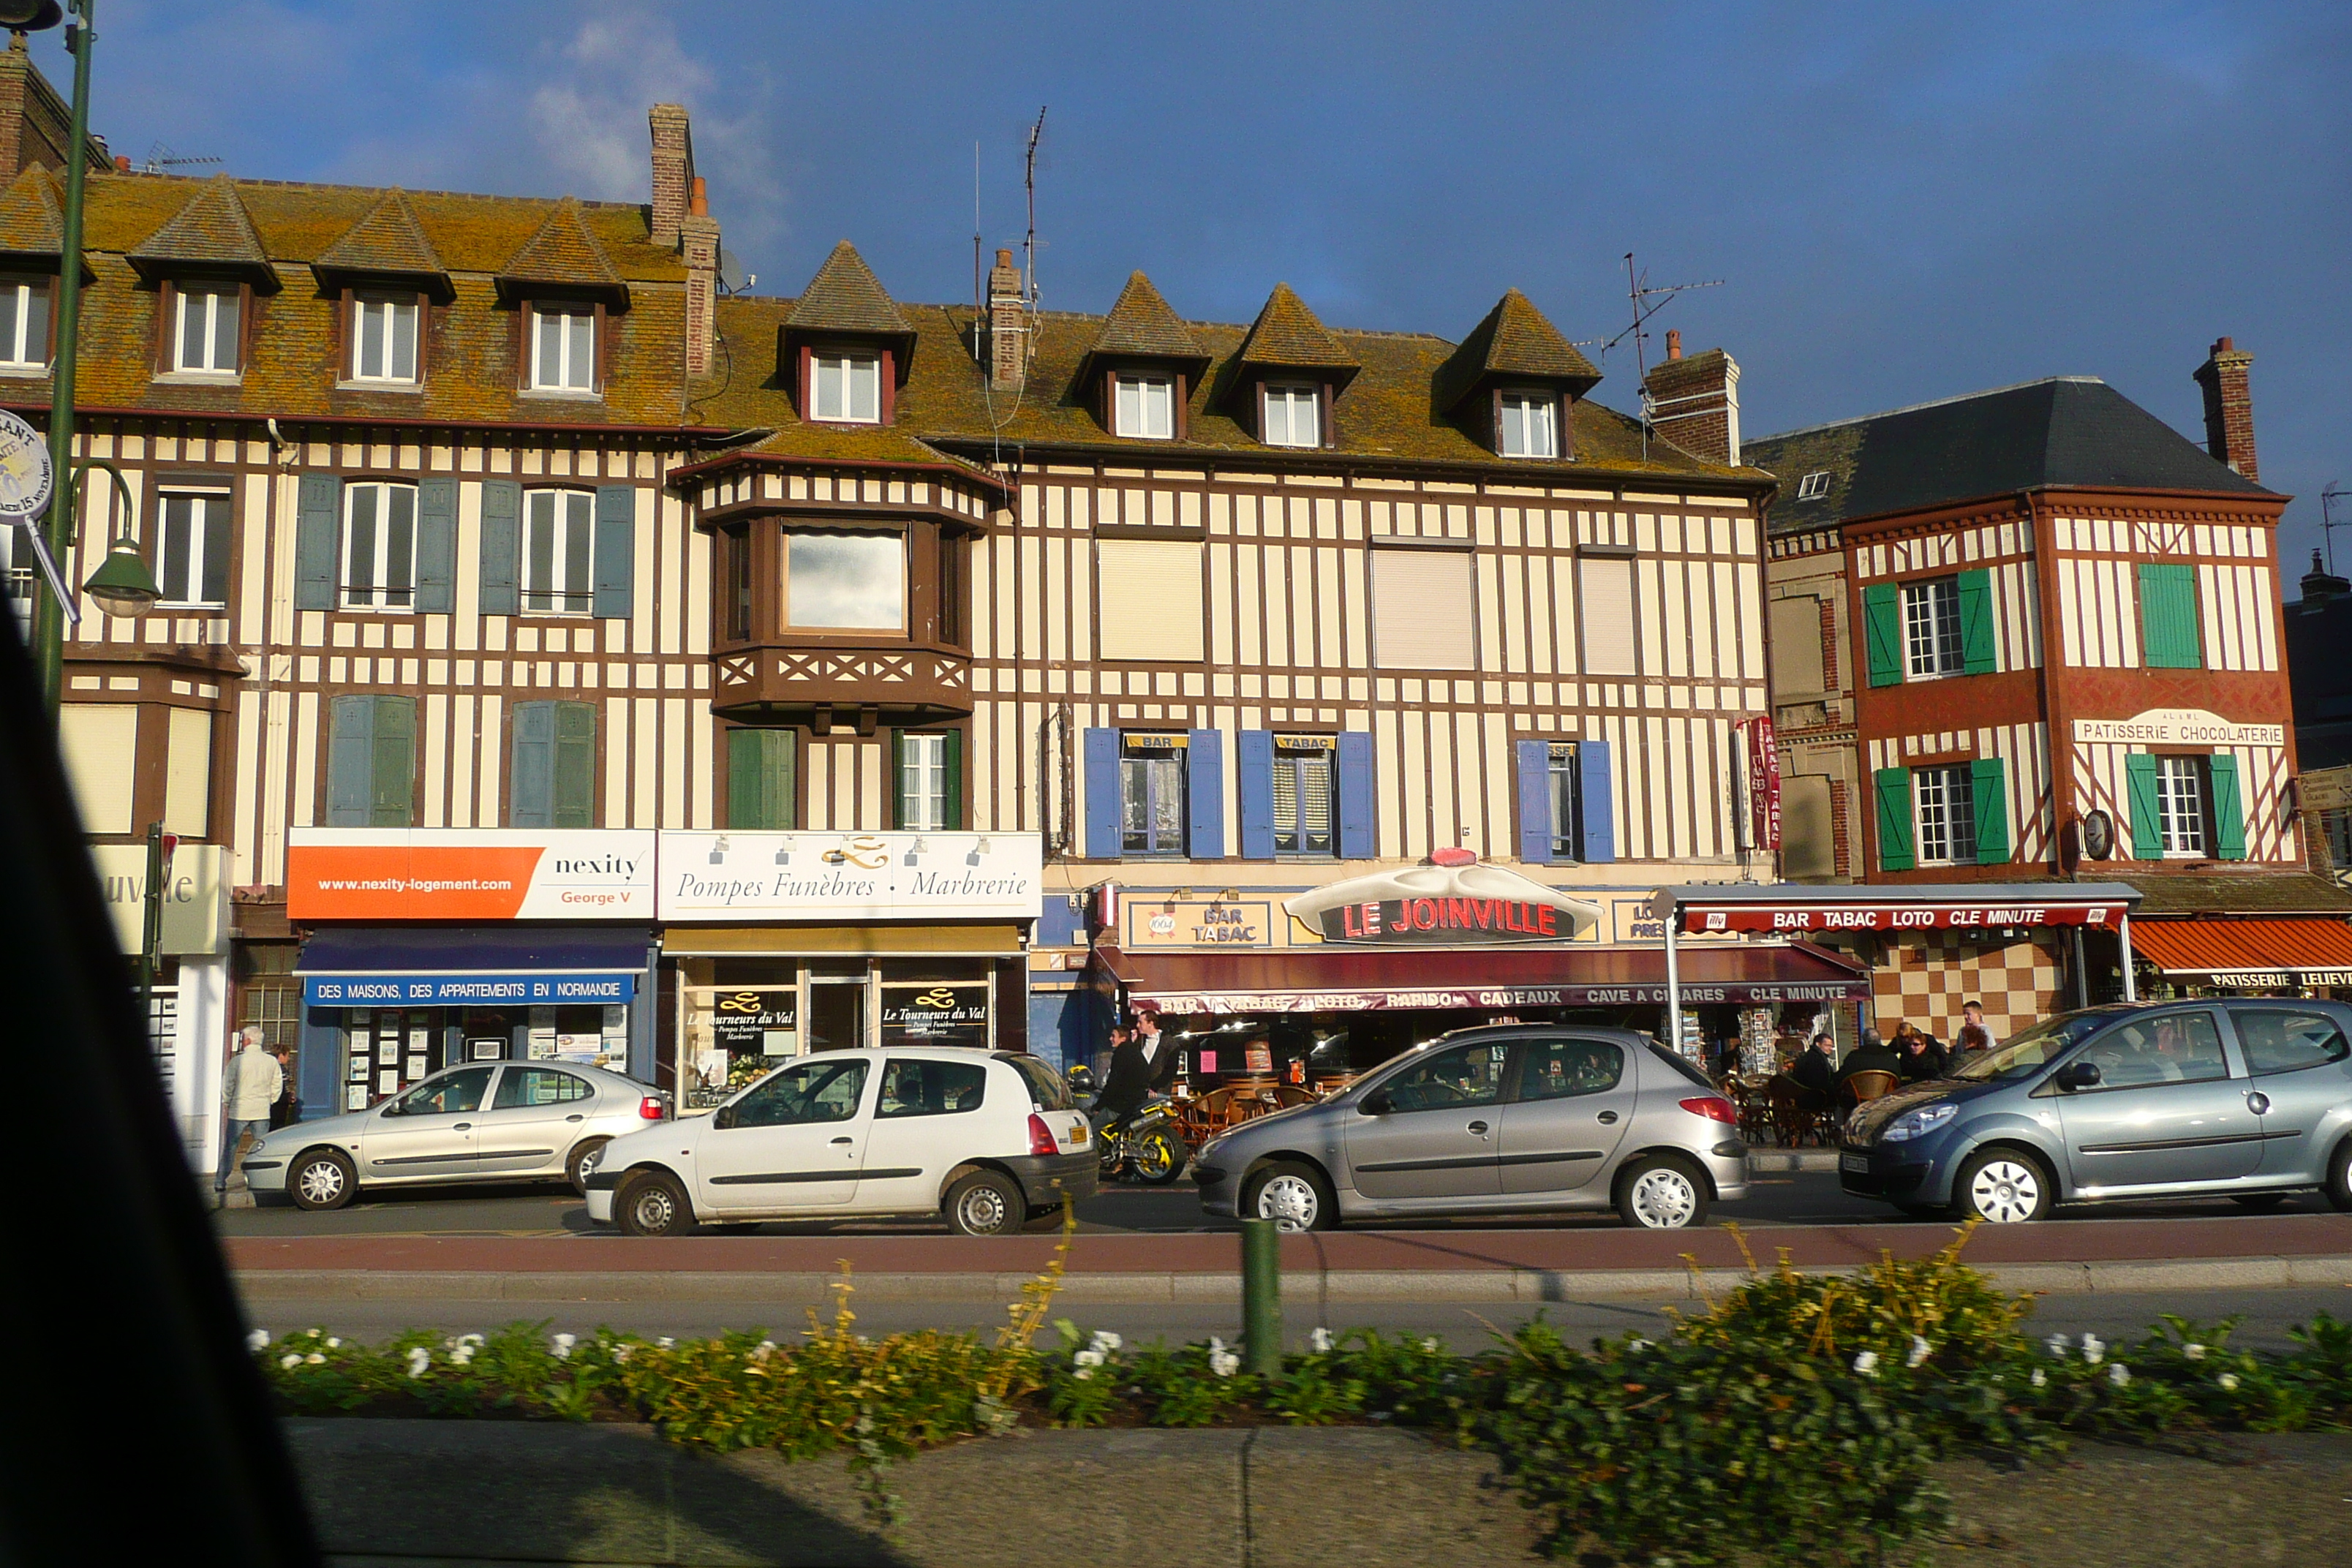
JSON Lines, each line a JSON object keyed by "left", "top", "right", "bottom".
{"left": 2130, "top": 917, "right": 2352, "bottom": 981}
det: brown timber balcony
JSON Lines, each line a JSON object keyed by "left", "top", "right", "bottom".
{"left": 710, "top": 639, "right": 972, "bottom": 725}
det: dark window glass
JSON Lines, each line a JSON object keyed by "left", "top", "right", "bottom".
{"left": 876, "top": 1058, "right": 988, "bottom": 1119}
{"left": 1378, "top": 1039, "right": 1509, "bottom": 1113}
{"left": 1547, "top": 744, "right": 1578, "bottom": 857}
{"left": 1120, "top": 740, "right": 1186, "bottom": 856}
{"left": 389, "top": 1066, "right": 494, "bottom": 1117}
{"left": 491, "top": 1067, "right": 593, "bottom": 1109}
{"left": 1515, "top": 1039, "right": 1624, "bottom": 1101}
{"left": 2236, "top": 1010, "right": 2352, "bottom": 1077}
{"left": 730, "top": 1058, "right": 867, "bottom": 1128}
{"left": 1006, "top": 1055, "right": 1072, "bottom": 1111}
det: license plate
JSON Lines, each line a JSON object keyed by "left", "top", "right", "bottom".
{"left": 1068, "top": 1123, "right": 1088, "bottom": 1146}
{"left": 1840, "top": 1153, "right": 1870, "bottom": 1173}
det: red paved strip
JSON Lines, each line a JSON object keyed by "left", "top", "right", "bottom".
{"left": 223, "top": 1214, "right": 2352, "bottom": 1276}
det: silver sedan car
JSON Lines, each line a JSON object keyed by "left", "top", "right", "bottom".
{"left": 1193, "top": 1025, "right": 1749, "bottom": 1230}
{"left": 240, "top": 1060, "right": 671, "bottom": 1210}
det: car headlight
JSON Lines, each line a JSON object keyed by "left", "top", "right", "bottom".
{"left": 1880, "top": 1102, "right": 1958, "bottom": 1144}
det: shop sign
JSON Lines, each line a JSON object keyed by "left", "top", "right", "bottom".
{"left": 91, "top": 842, "right": 228, "bottom": 957}
{"left": 1742, "top": 716, "right": 1781, "bottom": 851}
{"left": 660, "top": 832, "right": 1042, "bottom": 921}
{"left": 287, "top": 829, "right": 655, "bottom": 921}
{"left": 1126, "top": 898, "right": 1272, "bottom": 949}
{"left": 1137, "top": 979, "right": 1868, "bottom": 1014}
{"left": 1682, "top": 901, "right": 2124, "bottom": 935}
{"left": 881, "top": 983, "right": 990, "bottom": 1047}
{"left": 302, "top": 971, "right": 638, "bottom": 1006}
{"left": 1286, "top": 858, "right": 1602, "bottom": 946}
{"left": 710, "top": 988, "right": 800, "bottom": 1056}
{"left": 2179, "top": 968, "right": 2352, "bottom": 987}
{"left": 2072, "top": 710, "right": 2285, "bottom": 748}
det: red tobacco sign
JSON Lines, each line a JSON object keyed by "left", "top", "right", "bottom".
{"left": 1684, "top": 900, "right": 2127, "bottom": 935}
{"left": 1742, "top": 716, "right": 1780, "bottom": 852}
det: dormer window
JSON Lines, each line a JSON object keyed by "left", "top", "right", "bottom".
{"left": 529, "top": 303, "right": 596, "bottom": 392}
{"left": 1498, "top": 391, "right": 1558, "bottom": 459}
{"left": 0, "top": 278, "right": 50, "bottom": 369}
{"left": 173, "top": 284, "right": 241, "bottom": 374}
{"left": 1796, "top": 471, "right": 1831, "bottom": 500}
{"left": 350, "top": 293, "right": 419, "bottom": 382}
{"left": 1113, "top": 373, "right": 1175, "bottom": 440}
{"left": 1261, "top": 383, "right": 1321, "bottom": 448}
{"left": 810, "top": 352, "right": 881, "bottom": 423}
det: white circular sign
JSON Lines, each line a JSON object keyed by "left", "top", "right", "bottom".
{"left": 0, "top": 409, "right": 50, "bottom": 519}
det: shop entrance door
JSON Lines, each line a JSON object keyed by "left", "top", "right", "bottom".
{"left": 806, "top": 979, "right": 867, "bottom": 1052}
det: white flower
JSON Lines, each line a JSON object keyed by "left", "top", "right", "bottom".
{"left": 405, "top": 1347, "right": 430, "bottom": 1379}
{"left": 1852, "top": 1351, "right": 1880, "bottom": 1376}
{"left": 1907, "top": 1335, "right": 1931, "bottom": 1368}
{"left": 1208, "top": 1335, "right": 1226, "bottom": 1354}
{"left": 1627, "top": 1337, "right": 1651, "bottom": 1354}
{"left": 1421, "top": 1337, "right": 1440, "bottom": 1353}
{"left": 2081, "top": 1333, "right": 2105, "bottom": 1365}
{"left": 325, "top": 1338, "right": 341, "bottom": 1349}
{"left": 2108, "top": 1363, "right": 2130, "bottom": 1387}
{"left": 613, "top": 1345, "right": 632, "bottom": 1363}
{"left": 304, "top": 1353, "right": 325, "bottom": 1365}
{"left": 246, "top": 1330, "right": 269, "bottom": 1352}
{"left": 1209, "top": 1349, "right": 1240, "bottom": 1379}
{"left": 1073, "top": 1349, "right": 1106, "bottom": 1368}
{"left": 1309, "top": 1327, "right": 1334, "bottom": 1354}
{"left": 1088, "top": 1330, "right": 1123, "bottom": 1355}
{"left": 1073, "top": 1368, "right": 1094, "bottom": 1381}
{"left": 2046, "top": 1333, "right": 2070, "bottom": 1359}
{"left": 752, "top": 1341, "right": 777, "bottom": 1361}
{"left": 656, "top": 1337, "right": 676, "bottom": 1349}
{"left": 2030, "top": 1369, "right": 2047, "bottom": 1387}
{"left": 551, "top": 1333, "right": 576, "bottom": 1360}
{"left": 450, "top": 1345, "right": 475, "bottom": 1366}
{"left": 2217, "top": 1373, "right": 2241, "bottom": 1392}
{"left": 279, "top": 1354, "right": 302, "bottom": 1371}
{"left": 2183, "top": 1343, "right": 2206, "bottom": 1361}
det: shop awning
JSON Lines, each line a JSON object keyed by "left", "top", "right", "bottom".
{"left": 1656, "top": 881, "right": 2144, "bottom": 936}
{"left": 295, "top": 926, "right": 652, "bottom": 1006}
{"left": 2127, "top": 918, "right": 2352, "bottom": 984}
{"left": 1093, "top": 943, "right": 1868, "bottom": 1014}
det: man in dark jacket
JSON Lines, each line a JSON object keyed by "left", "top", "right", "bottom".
{"left": 1134, "top": 1006, "right": 1182, "bottom": 1093}
{"left": 1835, "top": 1029, "right": 1904, "bottom": 1093}
{"left": 1092, "top": 1022, "right": 1150, "bottom": 1126}
{"left": 1896, "top": 1029, "right": 1948, "bottom": 1082}
{"left": 1789, "top": 1032, "right": 1838, "bottom": 1105}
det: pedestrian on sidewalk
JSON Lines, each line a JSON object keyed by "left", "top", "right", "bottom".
{"left": 1953, "top": 1000, "right": 1991, "bottom": 1055}
{"left": 215, "top": 1025, "right": 282, "bottom": 1202}
{"left": 268, "top": 1044, "right": 299, "bottom": 1128}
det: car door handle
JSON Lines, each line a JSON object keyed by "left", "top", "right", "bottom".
{"left": 830, "top": 1136, "right": 854, "bottom": 1146}
{"left": 2246, "top": 1091, "right": 2271, "bottom": 1115}
{"left": 565, "top": 1114, "right": 585, "bottom": 1123}
{"left": 453, "top": 1123, "right": 472, "bottom": 1131}
{"left": 1597, "top": 1110, "right": 1620, "bottom": 1125}
{"left": 1466, "top": 1120, "right": 1489, "bottom": 1136}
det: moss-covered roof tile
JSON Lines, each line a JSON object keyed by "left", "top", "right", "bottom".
{"left": 785, "top": 240, "right": 911, "bottom": 336}
{"left": 1234, "top": 282, "right": 1359, "bottom": 372}
{"left": 127, "top": 173, "right": 273, "bottom": 278}
{"left": 312, "top": 188, "right": 446, "bottom": 286}
{"left": 499, "top": 195, "right": 622, "bottom": 293}
{"left": 0, "top": 162, "right": 63, "bottom": 257}
{"left": 1088, "top": 272, "right": 1204, "bottom": 361}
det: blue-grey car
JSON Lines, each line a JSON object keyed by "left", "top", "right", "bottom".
{"left": 1840, "top": 999, "right": 2352, "bottom": 1222}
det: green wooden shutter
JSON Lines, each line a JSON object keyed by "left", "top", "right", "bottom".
{"left": 727, "top": 728, "right": 795, "bottom": 830}
{"left": 1874, "top": 766, "right": 1914, "bottom": 872}
{"left": 325, "top": 695, "right": 374, "bottom": 825}
{"left": 554, "top": 702, "right": 597, "bottom": 829}
{"left": 887, "top": 729, "right": 908, "bottom": 830}
{"left": 294, "top": 473, "right": 341, "bottom": 611}
{"left": 1957, "top": 569, "right": 1995, "bottom": 675}
{"left": 592, "top": 484, "right": 636, "bottom": 619}
{"left": 1863, "top": 583, "right": 1901, "bottom": 687}
{"left": 478, "top": 478, "right": 521, "bottom": 615}
{"left": 2125, "top": 753, "right": 2163, "bottom": 859}
{"left": 370, "top": 696, "right": 415, "bottom": 826}
{"left": 414, "top": 475, "right": 456, "bottom": 614}
{"left": 1970, "top": 756, "right": 2009, "bottom": 864}
{"left": 2138, "top": 563, "right": 2202, "bottom": 669}
{"left": 2208, "top": 753, "right": 2245, "bottom": 861}
{"left": 509, "top": 701, "right": 554, "bottom": 828}
{"left": 941, "top": 727, "right": 964, "bottom": 831}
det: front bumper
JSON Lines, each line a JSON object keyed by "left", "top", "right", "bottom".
{"left": 585, "top": 1187, "right": 615, "bottom": 1224}
{"left": 239, "top": 1156, "right": 287, "bottom": 1192}
{"left": 1836, "top": 1142, "right": 1942, "bottom": 1205}
{"left": 1003, "top": 1149, "right": 1098, "bottom": 1210}
{"left": 1193, "top": 1160, "right": 1241, "bottom": 1218}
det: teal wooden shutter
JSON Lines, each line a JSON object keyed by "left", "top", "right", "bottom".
{"left": 1970, "top": 756, "right": 2009, "bottom": 864}
{"left": 1863, "top": 582, "right": 1901, "bottom": 687}
{"left": 592, "top": 484, "right": 636, "bottom": 619}
{"left": 1082, "top": 728, "right": 1120, "bottom": 858}
{"left": 1237, "top": 730, "right": 1275, "bottom": 858}
{"left": 325, "top": 695, "right": 374, "bottom": 825}
{"left": 1577, "top": 739, "right": 1616, "bottom": 862}
{"left": 1957, "top": 569, "right": 1995, "bottom": 675}
{"left": 478, "top": 478, "right": 521, "bottom": 615}
{"left": 1515, "top": 739, "right": 1551, "bottom": 864}
{"left": 726, "top": 728, "right": 795, "bottom": 829}
{"left": 553, "top": 702, "right": 596, "bottom": 828}
{"left": 941, "top": 728, "right": 964, "bottom": 831}
{"left": 414, "top": 475, "right": 456, "bottom": 613}
{"left": 294, "top": 473, "right": 341, "bottom": 610}
{"left": 370, "top": 696, "right": 415, "bottom": 826}
{"left": 509, "top": 701, "right": 554, "bottom": 828}
{"left": 2208, "top": 753, "right": 2245, "bottom": 861}
{"left": 1874, "top": 766, "right": 1914, "bottom": 872}
{"left": 2125, "top": 753, "right": 2163, "bottom": 859}
{"left": 1186, "top": 729, "right": 1225, "bottom": 859}
{"left": 2138, "top": 563, "right": 2202, "bottom": 668}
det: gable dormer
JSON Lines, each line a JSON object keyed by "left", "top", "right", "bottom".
{"left": 127, "top": 174, "right": 279, "bottom": 382}
{"left": 498, "top": 196, "right": 628, "bottom": 397}
{"left": 1077, "top": 272, "right": 1209, "bottom": 441}
{"left": 0, "top": 164, "right": 72, "bottom": 374}
{"left": 1435, "top": 289, "right": 1599, "bottom": 461}
{"left": 312, "top": 189, "right": 451, "bottom": 390}
{"left": 1224, "top": 282, "right": 1357, "bottom": 450}
{"left": 780, "top": 240, "right": 913, "bottom": 426}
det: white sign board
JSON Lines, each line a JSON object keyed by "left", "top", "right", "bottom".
{"left": 0, "top": 408, "right": 52, "bottom": 519}
{"left": 2073, "top": 709, "right": 2285, "bottom": 748}
{"left": 91, "top": 843, "right": 228, "bottom": 957}
{"left": 659, "top": 832, "right": 1043, "bottom": 922}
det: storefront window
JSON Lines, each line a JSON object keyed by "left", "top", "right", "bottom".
{"left": 676, "top": 954, "right": 1003, "bottom": 1109}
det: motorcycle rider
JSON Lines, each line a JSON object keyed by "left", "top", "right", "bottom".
{"left": 1092, "top": 1019, "right": 1150, "bottom": 1131}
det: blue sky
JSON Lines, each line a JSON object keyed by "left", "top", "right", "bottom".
{"left": 41, "top": 2, "right": 2351, "bottom": 567}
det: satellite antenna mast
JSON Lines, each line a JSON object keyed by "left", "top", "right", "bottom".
{"left": 2323, "top": 482, "right": 2352, "bottom": 576}
{"left": 1599, "top": 252, "right": 1723, "bottom": 459}
{"left": 971, "top": 140, "right": 982, "bottom": 316}
{"left": 1022, "top": 106, "right": 1046, "bottom": 312}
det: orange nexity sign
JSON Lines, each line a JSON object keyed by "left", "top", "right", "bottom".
{"left": 286, "top": 830, "right": 656, "bottom": 921}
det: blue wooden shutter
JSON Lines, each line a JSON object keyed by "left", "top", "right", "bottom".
{"left": 1515, "top": 739, "right": 1552, "bottom": 864}
{"left": 414, "top": 475, "right": 456, "bottom": 614}
{"left": 2138, "top": 563, "right": 2201, "bottom": 669}
{"left": 1862, "top": 582, "right": 1902, "bottom": 687}
{"left": 1336, "top": 731, "right": 1374, "bottom": 860}
{"left": 1082, "top": 727, "right": 1120, "bottom": 859}
{"left": 2208, "top": 753, "right": 2245, "bottom": 861}
{"left": 554, "top": 701, "right": 596, "bottom": 828}
{"left": 478, "top": 479, "right": 521, "bottom": 615}
{"left": 1577, "top": 739, "right": 1615, "bottom": 863}
{"left": 1874, "top": 766, "right": 1914, "bottom": 872}
{"left": 1237, "top": 730, "right": 1275, "bottom": 859}
{"left": 325, "top": 695, "right": 374, "bottom": 826}
{"left": 592, "top": 484, "right": 636, "bottom": 619}
{"left": 1957, "top": 569, "right": 1995, "bottom": 676}
{"left": 2125, "top": 753, "right": 2163, "bottom": 859}
{"left": 294, "top": 473, "right": 340, "bottom": 611}
{"left": 1970, "top": 756, "right": 2009, "bottom": 864}
{"left": 509, "top": 701, "right": 554, "bottom": 828}
{"left": 370, "top": 696, "right": 415, "bottom": 826}
{"left": 1186, "top": 728, "right": 1224, "bottom": 859}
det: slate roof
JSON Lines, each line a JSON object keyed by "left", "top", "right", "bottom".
{"left": 1085, "top": 271, "right": 1205, "bottom": 363}
{"left": 127, "top": 173, "right": 274, "bottom": 282}
{"left": 312, "top": 189, "right": 448, "bottom": 291}
{"left": 1746, "top": 377, "right": 2274, "bottom": 535}
{"left": 497, "top": 195, "right": 624, "bottom": 297}
{"left": 784, "top": 240, "right": 911, "bottom": 337}
{"left": 2125, "top": 872, "right": 2352, "bottom": 916}
{"left": 0, "top": 163, "right": 63, "bottom": 258}
{"left": 1436, "top": 289, "right": 1601, "bottom": 410}
{"left": 1233, "top": 282, "right": 1359, "bottom": 373}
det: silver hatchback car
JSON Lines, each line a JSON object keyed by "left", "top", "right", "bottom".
{"left": 1192, "top": 1025, "right": 1749, "bottom": 1230}
{"left": 240, "top": 1060, "right": 671, "bottom": 1210}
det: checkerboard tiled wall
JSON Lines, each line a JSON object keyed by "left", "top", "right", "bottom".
{"left": 1872, "top": 934, "right": 2062, "bottom": 1044}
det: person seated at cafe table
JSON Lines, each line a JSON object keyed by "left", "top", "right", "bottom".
{"left": 1895, "top": 1025, "right": 1948, "bottom": 1082}
{"left": 1834, "top": 1029, "right": 1904, "bottom": 1094}
{"left": 1788, "top": 1031, "right": 1839, "bottom": 1107}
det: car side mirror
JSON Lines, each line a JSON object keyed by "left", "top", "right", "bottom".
{"left": 2054, "top": 1060, "right": 2102, "bottom": 1092}
{"left": 712, "top": 1104, "right": 738, "bottom": 1130}
{"left": 1360, "top": 1089, "right": 1392, "bottom": 1115}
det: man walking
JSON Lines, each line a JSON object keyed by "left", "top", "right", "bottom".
{"left": 215, "top": 1025, "right": 282, "bottom": 1203}
{"left": 1134, "top": 1005, "right": 1182, "bottom": 1093}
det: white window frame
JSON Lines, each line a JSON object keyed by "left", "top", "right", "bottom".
{"left": 529, "top": 304, "right": 595, "bottom": 392}
{"left": 1795, "top": 471, "right": 1831, "bottom": 500}
{"left": 1901, "top": 576, "right": 1964, "bottom": 678}
{"left": 899, "top": 732, "right": 947, "bottom": 832}
{"left": 340, "top": 480, "right": 420, "bottom": 611}
{"left": 1112, "top": 373, "right": 1175, "bottom": 440}
{"left": 1261, "top": 382, "right": 1320, "bottom": 448}
{"left": 1272, "top": 736, "right": 1336, "bottom": 858}
{"left": 350, "top": 293, "right": 419, "bottom": 383}
{"left": 0, "top": 276, "right": 47, "bottom": 369}
{"left": 173, "top": 284, "right": 241, "bottom": 374}
{"left": 1498, "top": 390, "right": 1558, "bottom": 459}
{"left": 153, "top": 489, "right": 232, "bottom": 608}
{"left": 2155, "top": 755, "right": 2208, "bottom": 857}
{"left": 521, "top": 489, "right": 595, "bottom": 615}
{"left": 1913, "top": 763, "right": 1977, "bottom": 866}
{"left": 810, "top": 352, "right": 882, "bottom": 423}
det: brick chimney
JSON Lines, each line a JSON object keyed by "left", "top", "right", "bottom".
{"left": 648, "top": 102, "right": 693, "bottom": 248}
{"left": 987, "top": 246, "right": 1026, "bottom": 391}
{"left": 2193, "top": 335, "right": 2258, "bottom": 482}
{"left": 679, "top": 176, "right": 720, "bottom": 378}
{"left": 1642, "top": 340, "right": 1742, "bottom": 466}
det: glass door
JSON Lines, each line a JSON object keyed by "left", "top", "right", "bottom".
{"left": 807, "top": 979, "right": 867, "bottom": 1052}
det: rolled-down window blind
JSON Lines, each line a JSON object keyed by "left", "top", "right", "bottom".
{"left": 1371, "top": 548, "right": 1474, "bottom": 669}
{"left": 1580, "top": 556, "right": 1637, "bottom": 675}
{"left": 1097, "top": 539, "right": 1204, "bottom": 660}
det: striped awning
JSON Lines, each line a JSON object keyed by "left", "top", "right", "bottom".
{"left": 2128, "top": 917, "right": 2352, "bottom": 984}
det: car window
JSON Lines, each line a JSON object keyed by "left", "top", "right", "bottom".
{"left": 491, "top": 1067, "right": 593, "bottom": 1110}
{"left": 1646, "top": 1042, "right": 1716, "bottom": 1090}
{"left": 877, "top": 1058, "right": 988, "bottom": 1119}
{"left": 2076, "top": 1012, "right": 2228, "bottom": 1089}
{"left": 1379, "top": 1040, "right": 1509, "bottom": 1113}
{"left": 1950, "top": 1012, "right": 2109, "bottom": 1081}
{"left": 1516, "top": 1039, "right": 1625, "bottom": 1101}
{"left": 2236, "top": 1009, "right": 2352, "bottom": 1077}
{"left": 388, "top": 1066, "right": 493, "bottom": 1117}
{"left": 1004, "top": 1054, "right": 1073, "bottom": 1111}
{"left": 730, "top": 1058, "right": 868, "bottom": 1128}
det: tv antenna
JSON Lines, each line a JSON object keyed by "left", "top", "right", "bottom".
{"left": 1600, "top": 252, "right": 1722, "bottom": 457}
{"left": 2322, "top": 482, "right": 2352, "bottom": 576}
{"left": 140, "top": 140, "right": 222, "bottom": 176}
{"left": 1022, "top": 106, "right": 1046, "bottom": 311}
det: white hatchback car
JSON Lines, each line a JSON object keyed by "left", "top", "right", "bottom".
{"left": 585, "top": 1048, "right": 1096, "bottom": 1237}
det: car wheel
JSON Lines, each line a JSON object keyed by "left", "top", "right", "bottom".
{"left": 565, "top": 1137, "right": 611, "bottom": 1196}
{"left": 2326, "top": 1139, "right": 2352, "bottom": 1213}
{"left": 1242, "top": 1160, "right": 1337, "bottom": 1232}
{"left": 1954, "top": 1148, "right": 2052, "bottom": 1224}
{"left": 1131, "top": 1128, "right": 1188, "bottom": 1186}
{"left": 2231, "top": 1192, "right": 2289, "bottom": 1212}
{"left": 945, "top": 1168, "right": 1024, "bottom": 1237}
{"left": 614, "top": 1169, "right": 693, "bottom": 1237}
{"left": 1616, "top": 1155, "right": 1710, "bottom": 1230}
{"left": 287, "top": 1148, "right": 356, "bottom": 1212}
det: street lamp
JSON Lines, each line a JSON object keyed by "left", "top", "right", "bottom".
{"left": 83, "top": 535, "right": 157, "bottom": 617}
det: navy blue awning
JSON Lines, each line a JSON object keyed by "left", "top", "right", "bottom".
{"left": 297, "top": 926, "right": 652, "bottom": 1007}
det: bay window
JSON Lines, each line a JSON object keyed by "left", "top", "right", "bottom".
{"left": 783, "top": 529, "right": 904, "bottom": 631}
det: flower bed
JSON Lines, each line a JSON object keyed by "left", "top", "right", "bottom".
{"left": 250, "top": 1224, "right": 2352, "bottom": 1567}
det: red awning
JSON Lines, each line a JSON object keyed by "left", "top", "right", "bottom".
{"left": 2128, "top": 918, "right": 2352, "bottom": 983}
{"left": 1093, "top": 943, "right": 1868, "bottom": 1014}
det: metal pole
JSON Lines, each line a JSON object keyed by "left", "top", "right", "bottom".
{"left": 2117, "top": 913, "right": 2138, "bottom": 1003}
{"left": 137, "top": 818, "right": 161, "bottom": 1030}
{"left": 1663, "top": 904, "right": 1684, "bottom": 1057}
{"left": 1239, "top": 1216, "right": 1281, "bottom": 1377}
{"left": 32, "top": 0, "right": 95, "bottom": 715}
